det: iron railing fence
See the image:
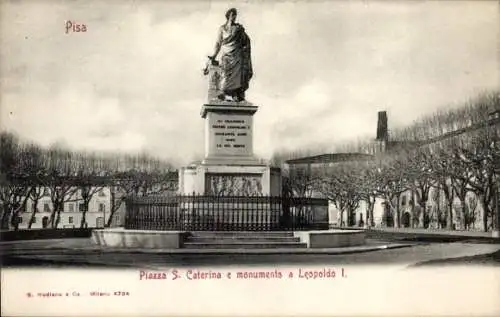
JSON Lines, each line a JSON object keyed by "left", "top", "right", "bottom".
{"left": 124, "top": 194, "right": 329, "bottom": 231}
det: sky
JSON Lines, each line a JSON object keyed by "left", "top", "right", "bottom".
{"left": 0, "top": 0, "right": 498, "bottom": 166}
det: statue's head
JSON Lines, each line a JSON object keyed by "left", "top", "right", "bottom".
{"left": 225, "top": 8, "right": 237, "bottom": 22}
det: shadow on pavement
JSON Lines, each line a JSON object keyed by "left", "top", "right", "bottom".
{"left": 1, "top": 256, "right": 133, "bottom": 268}
{"left": 411, "top": 250, "right": 500, "bottom": 267}
{"left": 365, "top": 230, "right": 500, "bottom": 244}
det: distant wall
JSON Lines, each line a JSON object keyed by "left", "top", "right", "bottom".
{"left": 0, "top": 228, "right": 93, "bottom": 241}
{"left": 17, "top": 211, "right": 112, "bottom": 230}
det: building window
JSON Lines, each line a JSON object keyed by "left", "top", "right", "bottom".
{"left": 79, "top": 203, "right": 88, "bottom": 212}
{"left": 401, "top": 196, "right": 407, "bottom": 206}
{"left": 68, "top": 203, "right": 75, "bottom": 212}
{"left": 98, "top": 203, "right": 105, "bottom": 213}
{"left": 98, "top": 189, "right": 106, "bottom": 197}
{"left": 42, "top": 187, "right": 50, "bottom": 196}
{"left": 68, "top": 217, "right": 73, "bottom": 224}
{"left": 32, "top": 217, "right": 37, "bottom": 224}
{"left": 17, "top": 217, "right": 23, "bottom": 224}
{"left": 43, "top": 203, "right": 50, "bottom": 212}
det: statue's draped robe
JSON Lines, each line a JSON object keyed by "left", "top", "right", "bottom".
{"left": 215, "top": 23, "right": 253, "bottom": 94}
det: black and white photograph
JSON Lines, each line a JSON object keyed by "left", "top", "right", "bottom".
{"left": 1, "top": 0, "right": 499, "bottom": 316}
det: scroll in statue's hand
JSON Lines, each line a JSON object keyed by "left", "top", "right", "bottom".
{"left": 203, "top": 56, "right": 220, "bottom": 75}
{"left": 203, "top": 56, "right": 212, "bottom": 75}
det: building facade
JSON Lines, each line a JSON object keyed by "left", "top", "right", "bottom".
{"left": 287, "top": 110, "right": 499, "bottom": 230}
{"left": 16, "top": 187, "right": 113, "bottom": 230}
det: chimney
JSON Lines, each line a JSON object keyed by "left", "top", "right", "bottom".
{"left": 376, "top": 111, "right": 388, "bottom": 141}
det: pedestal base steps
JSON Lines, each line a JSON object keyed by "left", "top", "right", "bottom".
{"left": 183, "top": 231, "right": 306, "bottom": 249}
{"left": 91, "top": 228, "right": 366, "bottom": 249}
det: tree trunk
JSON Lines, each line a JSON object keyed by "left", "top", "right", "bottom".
{"left": 1, "top": 205, "right": 11, "bottom": 229}
{"left": 416, "top": 194, "right": 425, "bottom": 229}
{"left": 393, "top": 196, "right": 401, "bottom": 229}
{"left": 49, "top": 206, "right": 57, "bottom": 228}
{"left": 346, "top": 208, "right": 351, "bottom": 227}
{"left": 417, "top": 202, "right": 426, "bottom": 229}
{"left": 106, "top": 194, "right": 123, "bottom": 227}
{"left": 10, "top": 208, "right": 20, "bottom": 231}
{"left": 80, "top": 211, "right": 87, "bottom": 228}
{"left": 385, "top": 198, "right": 398, "bottom": 228}
{"left": 79, "top": 200, "right": 90, "bottom": 228}
{"left": 447, "top": 200, "right": 454, "bottom": 230}
{"left": 349, "top": 207, "right": 356, "bottom": 227}
{"left": 481, "top": 195, "right": 490, "bottom": 232}
{"left": 369, "top": 201, "right": 375, "bottom": 227}
{"left": 50, "top": 200, "right": 62, "bottom": 229}
{"left": 28, "top": 199, "right": 39, "bottom": 229}
{"left": 459, "top": 198, "right": 467, "bottom": 230}
{"left": 435, "top": 188, "right": 441, "bottom": 229}
{"left": 55, "top": 210, "right": 61, "bottom": 228}
{"left": 366, "top": 198, "right": 375, "bottom": 227}
{"left": 347, "top": 208, "right": 351, "bottom": 227}
{"left": 381, "top": 203, "right": 386, "bottom": 227}
{"left": 10, "top": 202, "right": 25, "bottom": 231}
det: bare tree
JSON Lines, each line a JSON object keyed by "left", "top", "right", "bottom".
{"left": 373, "top": 155, "right": 410, "bottom": 228}
{"left": 284, "top": 164, "right": 318, "bottom": 198}
{"left": 72, "top": 152, "right": 112, "bottom": 228}
{"left": 27, "top": 186, "right": 45, "bottom": 229}
{"left": 106, "top": 154, "right": 178, "bottom": 227}
{"left": 40, "top": 147, "right": 79, "bottom": 228}
{"left": 430, "top": 148, "right": 458, "bottom": 230}
{"left": 0, "top": 132, "right": 35, "bottom": 230}
{"left": 318, "top": 163, "right": 362, "bottom": 227}
{"left": 467, "top": 196, "right": 479, "bottom": 230}
{"left": 356, "top": 161, "right": 379, "bottom": 227}
{"left": 21, "top": 143, "right": 47, "bottom": 229}
{"left": 403, "top": 149, "right": 434, "bottom": 228}
{"left": 0, "top": 176, "right": 32, "bottom": 230}
{"left": 452, "top": 123, "right": 499, "bottom": 231}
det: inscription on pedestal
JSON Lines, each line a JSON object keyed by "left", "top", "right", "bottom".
{"left": 207, "top": 112, "right": 253, "bottom": 157}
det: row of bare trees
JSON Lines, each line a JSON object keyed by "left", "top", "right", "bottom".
{"left": 0, "top": 133, "right": 178, "bottom": 230}
{"left": 277, "top": 91, "right": 500, "bottom": 232}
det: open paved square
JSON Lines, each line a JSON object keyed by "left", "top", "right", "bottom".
{"left": 2, "top": 231, "right": 499, "bottom": 269}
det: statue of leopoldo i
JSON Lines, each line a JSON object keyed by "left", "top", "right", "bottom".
{"left": 203, "top": 8, "right": 253, "bottom": 103}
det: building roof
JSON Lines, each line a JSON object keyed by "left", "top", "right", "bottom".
{"left": 286, "top": 153, "right": 374, "bottom": 165}
{"left": 285, "top": 110, "right": 500, "bottom": 166}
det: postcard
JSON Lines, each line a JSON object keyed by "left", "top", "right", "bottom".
{"left": 1, "top": 0, "right": 499, "bottom": 316}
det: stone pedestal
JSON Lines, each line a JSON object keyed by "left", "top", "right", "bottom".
{"left": 179, "top": 101, "right": 281, "bottom": 196}
{"left": 201, "top": 101, "right": 261, "bottom": 164}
